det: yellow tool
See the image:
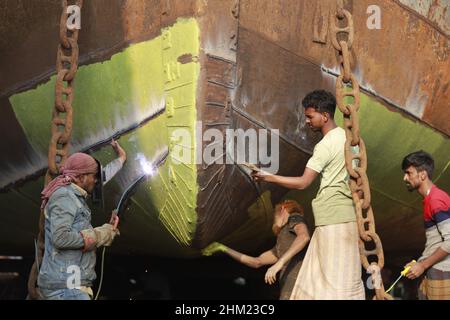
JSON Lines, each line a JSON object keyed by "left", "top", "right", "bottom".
{"left": 386, "top": 260, "right": 416, "bottom": 293}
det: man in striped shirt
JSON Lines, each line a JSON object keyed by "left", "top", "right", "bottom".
{"left": 402, "top": 151, "right": 450, "bottom": 299}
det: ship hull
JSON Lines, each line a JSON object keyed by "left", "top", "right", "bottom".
{"left": 0, "top": 0, "right": 448, "bottom": 268}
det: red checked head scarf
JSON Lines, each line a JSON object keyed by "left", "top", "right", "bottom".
{"left": 40, "top": 153, "right": 98, "bottom": 209}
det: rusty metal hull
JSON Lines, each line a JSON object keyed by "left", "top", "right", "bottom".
{"left": 0, "top": 0, "right": 449, "bottom": 268}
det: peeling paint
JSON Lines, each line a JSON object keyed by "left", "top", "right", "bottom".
{"left": 320, "top": 65, "right": 437, "bottom": 128}
{"left": 398, "top": 0, "right": 450, "bottom": 35}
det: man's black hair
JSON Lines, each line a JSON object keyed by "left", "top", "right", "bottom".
{"left": 302, "top": 90, "right": 337, "bottom": 118}
{"left": 401, "top": 150, "right": 435, "bottom": 179}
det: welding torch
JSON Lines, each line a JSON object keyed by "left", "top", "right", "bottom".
{"left": 107, "top": 172, "right": 149, "bottom": 230}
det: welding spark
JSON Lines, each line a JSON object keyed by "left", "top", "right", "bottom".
{"left": 136, "top": 153, "right": 156, "bottom": 176}
{"left": 142, "top": 161, "right": 155, "bottom": 176}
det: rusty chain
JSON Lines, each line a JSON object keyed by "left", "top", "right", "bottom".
{"left": 330, "top": 1, "right": 392, "bottom": 300}
{"left": 27, "top": 0, "right": 83, "bottom": 299}
{"left": 48, "top": 0, "right": 82, "bottom": 181}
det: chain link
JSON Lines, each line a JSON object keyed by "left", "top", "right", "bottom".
{"left": 330, "top": 6, "right": 354, "bottom": 51}
{"left": 336, "top": 0, "right": 345, "bottom": 19}
{"left": 28, "top": 0, "right": 83, "bottom": 299}
{"left": 331, "top": 1, "right": 392, "bottom": 300}
{"left": 48, "top": 0, "right": 82, "bottom": 178}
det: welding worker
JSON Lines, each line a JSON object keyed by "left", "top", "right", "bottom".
{"left": 401, "top": 151, "right": 450, "bottom": 300}
{"left": 202, "top": 200, "right": 310, "bottom": 300}
{"left": 37, "top": 141, "right": 126, "bottom": 300}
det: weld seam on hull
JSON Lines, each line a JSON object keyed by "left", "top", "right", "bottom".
{"left": 83, "top": 107, "right": 166, "bottom": 153}
{"left": 230, "top": 104, "right": 313, "bottom": 155}
{"left": 0, "top": 107, "right": 166, "bottom": 193}
{"left": 117, "top": 148, "right": 169, "bottom": 216}
{"left": 205, "top": 53, "right": 235, "bottom": 64}
{"left": 371, "top": 185, "right": 422, "bottom": 212}
{"left": 392, "top": 0, "right": 449, "bottom": 39}
{"left": 433, "top": 160, "right": 450, "bottom": 185}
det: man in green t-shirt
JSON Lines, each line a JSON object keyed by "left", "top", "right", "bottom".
{"left": 253, "top": 90, "right": 365, "bottom": 300}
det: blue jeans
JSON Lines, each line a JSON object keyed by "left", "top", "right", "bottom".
{"left": 40, "top": 288, "right": 91, "bottom": 300}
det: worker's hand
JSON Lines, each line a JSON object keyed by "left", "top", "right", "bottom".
{"left": 111, "top": 139, "right": 126, "bottom": 164}
{"left": 405, "top": 261, "right": 425, "bottom": 279}
{"left": 80, "top": 229, "right": 97, "bottom": 252}
{"left": 273, "top": 206, "right": 288, "bottom": 232}
{"left": 251, "top": 170, "right": 272, "bottom": 183}
{"left": 280, "top": 205, "right": 289, "bottom": 216}
{"left": 93, "top": 223, "right": 120, "bottom": 247}
{"left": 264, "top": 261, "right": 283, "bottom": 285}
{"left": 403, "top": 260, "right": 415, "bottom": 270}
{"left": 109, "top": 210, "right": 119, "bottom": 230}
{"left": 201, "top": 242, "right": 228, "bottom": 256}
